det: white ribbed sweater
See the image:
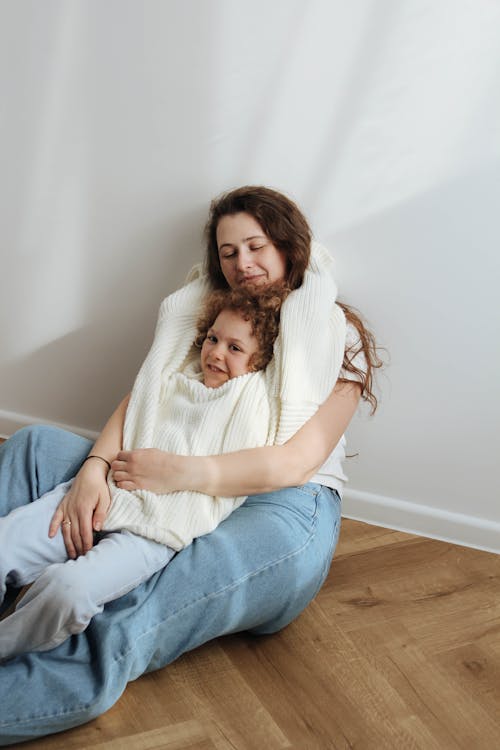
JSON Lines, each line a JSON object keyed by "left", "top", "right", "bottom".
{"left": 104, "top": 368, "right": 271, "bottom": 548}
{"left": 102, "top": 242, "right": 346, "bottom": 548}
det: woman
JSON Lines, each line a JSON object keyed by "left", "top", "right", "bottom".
{"left": 0, "top": 186, "right": 379, "bottom": 744}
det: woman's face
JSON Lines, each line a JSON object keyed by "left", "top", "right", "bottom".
{"left": 216, "top": 212, "right": 287, "bottom": 290}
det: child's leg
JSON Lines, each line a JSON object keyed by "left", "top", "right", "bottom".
{"left": 0, "top": 530, "right": 175, "bottom": 660}
{"left": 0, "top": 481, "right": 72, "bottom": 604}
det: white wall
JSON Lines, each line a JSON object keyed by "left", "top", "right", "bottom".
{"left": 1, "top": 0, "right": 499, "bottom": 550}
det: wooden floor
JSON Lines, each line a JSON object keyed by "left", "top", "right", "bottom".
{"left": 13, "top": 519, "right": 500, "bottom": 749}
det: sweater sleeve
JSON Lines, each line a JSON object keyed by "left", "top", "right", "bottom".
{"left": 123, "top": 275, "right": 210, "bottom": 450}
{"left": 268, "top": 243, "right": 347, "bottom": 444}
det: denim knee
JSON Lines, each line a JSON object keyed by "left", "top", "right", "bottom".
{"left": 10, "top": 424, "right": 60, "bottom": 451}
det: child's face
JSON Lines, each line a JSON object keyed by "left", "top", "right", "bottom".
{"left": 201, "top": 308, "right": 259, "bottom": 388}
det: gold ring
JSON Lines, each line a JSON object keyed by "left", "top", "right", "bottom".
{"left": 62, "top": 520, "right": 72, "bottom": 526}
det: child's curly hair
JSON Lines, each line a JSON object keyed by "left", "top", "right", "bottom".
{"left": 195, "top": 284, "right": 289, "bottom": 372}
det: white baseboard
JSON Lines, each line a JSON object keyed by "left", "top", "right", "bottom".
{"left": 1, "top": 409, "right": 498, "bottom": 554}
{"left": 0, "top": 408, "right": 99, "bottom": 442}
{"left": 342, "top": 488, "right": 500, "bottom": 554}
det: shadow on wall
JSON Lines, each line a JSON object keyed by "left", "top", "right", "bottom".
{"left": 1, "top": 203, "right": 208, "bottom": 434}
{"left": 1, "top": 324, "right": 135, "bottom": 433}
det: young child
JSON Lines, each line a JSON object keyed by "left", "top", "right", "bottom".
{"left": 0, "top": 287, "right": 285, "bottom": 661}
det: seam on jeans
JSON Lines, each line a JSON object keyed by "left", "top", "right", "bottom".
{"left": 120, "top": 495, "right": 329, "bottom": 663}
{"left": 310, "top": 504, "right": 341, "bottom": 601}
{"left": 0, "top": 702, "right": 99, "bottom": 728}
{"left": 292, "top": 484, "right": 321, "bottom": 498}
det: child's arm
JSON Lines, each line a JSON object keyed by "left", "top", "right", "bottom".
{"left": 111, "top": 381, "right": 361, "bottom": 497}
{"left": 49, "top": 393, "right": 130, "bottom": 558}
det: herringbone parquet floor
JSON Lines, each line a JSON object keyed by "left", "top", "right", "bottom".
{"left": 12, "top": 518, "right": 500, "bottom": 750}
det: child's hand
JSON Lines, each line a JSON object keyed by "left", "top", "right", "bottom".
{"left": 49, "top": 463, "right": 111, "bottom": 558}
{"left": 112, "top": 449, "right": 174, "bottom": 494}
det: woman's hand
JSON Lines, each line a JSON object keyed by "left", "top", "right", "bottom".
{"left": 111, "top": 449, "right": 178, "bottom": 494}
{"left": 49, "top": 462, "right": 112, "bottom": 558}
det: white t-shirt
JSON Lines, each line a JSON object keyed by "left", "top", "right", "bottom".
{"left": 309, "top": 322, "right": 367, "bottom": 496}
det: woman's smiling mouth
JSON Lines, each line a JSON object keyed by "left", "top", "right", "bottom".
{"left": 240, "top": 274, "right": 265, "bottom": 284}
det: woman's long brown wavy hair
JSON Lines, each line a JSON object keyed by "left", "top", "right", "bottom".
{"left": 204, "top": 186, "right": 383, "bottom": 412}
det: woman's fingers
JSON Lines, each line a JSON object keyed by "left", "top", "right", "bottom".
{"left": 112, "top": 449, "right": 170, "bottom": 493}
{"left": 113, "top": 451, "right": 132, "bottom": 469}
{"left": 113, "top": 469, "right": 136, "bottom": 485}
{"left": 48, "top": 479, "right": 108, "bottom": 557}
{"left": 92, "top": 491, "right": 111, "bottom": 533}
{"left": 49, "top": 496, "right": 77, "bottom": 555}
{"left": 61, "top": 516, "right": 78, "bottom": 559}
{"left": 52, "top": 494, "right": 80, "bottom": 558}
{"left": 77, "top": 507, "right": 95, "bottom": 554}
{"left": 111, "top": 467, "right": 130, "bottom": 480}
{"left": 114, "top": 480, "right": 137, "bottom": 491}
{"left": 111, "top": 454, "right": 132, "bottom": 477}
{"left": 48, "top": 503, "right": 64, "bottom": 538}
{"left": 112, "top": 453, "right": 138, "bottom": 489}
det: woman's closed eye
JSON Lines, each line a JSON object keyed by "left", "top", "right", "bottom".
{"left": 220, "top": 243, "right": 264, "bottom": 258}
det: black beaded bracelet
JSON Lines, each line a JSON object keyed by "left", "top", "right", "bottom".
{"left": 82, "top": 455, "right": 112, "bottom": 471}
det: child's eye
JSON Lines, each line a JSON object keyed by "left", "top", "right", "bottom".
{"left": 229, "top": 344, "right": 242, "bottom": 352}
{"left": 207, "top": 335, "right": 217, "bottom": 344}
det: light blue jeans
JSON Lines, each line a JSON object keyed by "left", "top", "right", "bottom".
{"left": 0, "top": 426, "right": 342, "bottom": 745}
{"left": 0, "top": 480, "right": 175, "bottom": 660}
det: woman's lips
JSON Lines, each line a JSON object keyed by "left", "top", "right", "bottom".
{"left": 240, "top": 274, "right": 265, "bottom": 284}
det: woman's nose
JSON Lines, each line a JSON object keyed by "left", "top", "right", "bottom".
{"left": 236, "top": 249, "right": 253, "bottom": 271}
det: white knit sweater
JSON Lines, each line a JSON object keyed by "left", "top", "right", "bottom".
{"left": 103, "top": 242, "right": 346, "bottom": 548}
{"left": 104, "top": 367, "right": 271, "bottom": 548}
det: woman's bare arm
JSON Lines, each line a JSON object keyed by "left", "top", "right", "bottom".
{"left": 49, "top": 393, "right": 130, "bottom": 557}
{"left": 112, "top": 381, "right": 361, "bottom": 497}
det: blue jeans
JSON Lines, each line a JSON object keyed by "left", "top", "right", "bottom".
{"left": 0, "top": 481, "right": 176, "bottom": 659}
{"left": 0, "top": 426, "right": 342, "bottom": 745}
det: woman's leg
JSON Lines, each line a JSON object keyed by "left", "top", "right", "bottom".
{"left": 0, "top": 531, "right": 175, "bottom": 661}
{"left": 0, "top": 463, "right": 341, "bottom": 745}
{"left": 0, "top": 425, "right": 92, "bottom": 514}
